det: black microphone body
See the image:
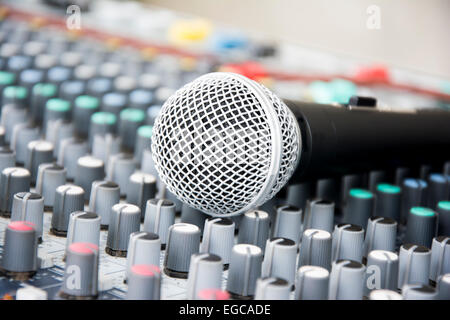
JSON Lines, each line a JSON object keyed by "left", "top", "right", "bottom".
{"left": 285, "top": 100, "right": 450, "bottom": 182}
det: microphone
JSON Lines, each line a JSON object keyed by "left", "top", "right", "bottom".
{"left": 151, "top": 72, "right": 450, "bottom": 216}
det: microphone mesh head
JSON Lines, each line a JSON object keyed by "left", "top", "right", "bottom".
{"left": 152, "top": 72, "right": 301, "bottom": 216}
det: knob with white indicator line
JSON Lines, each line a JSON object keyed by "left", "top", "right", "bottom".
{"left": 51, "top": 184, "right": 85, "bottom": 236}
{"left": 254, "top": 277, "right": 290, "bottom": 300}
{"left": 364, "top": 250, "right": 399, "bottom": 295}
{"left": 227, "top": 244, "right": 263, "bottom": 299}
{"left": 303, "top": 199, "right": 334, "bottom": 233}
{"left": 342, "top": 189, "right": 374, "bottom": 229}
{"left": 11, "top": 123, "right": 40, "bottom": 165}
{"left": 0, "top": 147, "right": 15, "bottom": 173}
{"left": 66, "top": 211, "right": 101, "bottom": 252}
{"left": 126, "top": 264, "right": 161, "bottom": 300}
{"left": 398, "top": 243, "right": 431, "bottom": 289}
{"left": 163, "top": 223, "right": 201, "bottom": 278}
{"left": 364, "top": 216, "right": 397, "bottom": 256}
{"left": 143, "top": 199, "right": 176, "bottom": 248}
{"left": 57, "top": 138, "right": 89, "bottom": 180}
{"left": 11, "top": 192, "right": 44, "bottom": 243}
{"left": 59, "top": 242, "right": 99, "bottom": 300}
{"left": 0, "top": 167, "right": 31, "bottom": 216}
{"left": 295, "top": 266, "right": 329, "bottom": 300}
{"left": 272, "top": 205, "right": 302, "bottom": 244}
{"left": 186, "top": 253, "right": 223, "bottom": 300}
{"left": 126, "top": 232, "right": 161, "bottom": 280}
{"left": 429, "top": 236, "right": 450, "bottom": 283}
{"left": 261, "top": 237, "right": 297, "bottom": 288}
{"left": 328, "top": 260, "right": 366, "bottom": 300}
{"left": 25, "top": 140, "right": 54, "bottom": 183}
{"left": 237, "top": 210, "right": 270, "bottom": 251}
{"left": 298, "top": 229, "right": 332, "bottom": 271}
{"left": 89, "top": 180, "right": 120, "bottom": 229}
{"left": 35, "top": 163, "right": 67, "bottom": 209}
{"left": 437, "top": 273, "right": 450, "bottom": 300}
{"left": 181, "top": 203, "right": 208, "bottom": 233}
{"left": 126, "top": 172, "right": 157, "bottom": 216}
{"left": 332, "top": 224, "right": 364, "bottom": 263}
{"left": 92, "top": 134, "right": 121, "bottom": 166}
{"left": 106, "top": 153, "right": 136, "bottom": 196}
{"left": 200, "top": 217, "right": 235, "bottom": 268}
{"left": 74, "top": 156, "right": 105, "bottom": 200}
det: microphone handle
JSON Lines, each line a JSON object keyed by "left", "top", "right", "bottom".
{"left": 285, "top": 100, "right": 450, "bottom": 182}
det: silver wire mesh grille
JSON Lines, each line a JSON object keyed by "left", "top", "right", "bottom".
{"left": 151, "top": 73, "right": 301, "bottom": 216}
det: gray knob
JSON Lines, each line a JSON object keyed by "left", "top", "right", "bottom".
{"left": 57, "top": 137, "right": 88, "bottom": 180}
{"left": 186, "top": 253, "right": 223, "bottom": 300}
{"left": 141, "top": 148, "right": 158, "bottom": 177}
{"left": 73, "top": 95, "right": 100, "bottom": 138}
{"left": 0, "top": 167, "right": 31, "bottom": 216}
{"left": 10, "top": 123, "right": 40, "bottom": 165}
{"left": 316, "top": 178, "right": 338, "bottom": 203}
{"left": 2, "top": 85, "right": 28, "bottom": 109}
{"left": 364, "top": 216, "right": 397, "bottom": 256}
{"left": 118, "top": 108, "right": 145, "bottom": 152}
{"left": 226, "top": 244, "right": 263, "bottom": 299}
{"left": 163, "top": 188, "right": 183, "bottom": 213}
{"left": 369, "top": 289, "right": 402, "bottom": 300}
{"left": 427, "top": 173, "right": 449, "bottom": 209}
{"left": 401, "top": 179, "right": 428, "bottom": 225}
{"left": 46, "top": 119, "right": 75, "bottom": 158}
{"left": 237, "top": 210, "right": 270, "bottom": 251}
{"left": 328, "top": 260, "right": 366, "bottom": 300}
{"left": 261, "top": 237, "right": 297, "bottom": 288}
{"left": 58, "top": 80, "right": 85, "bottom": 104}
{"left": 343, "top": 188, "right": 374, "bottom": 229}
{"left": 126, "top": 172, "right": 157, "bottom": 216}
{"left": 365, "top": 250, "right": 399, "bottom": 295}
{"left": 374, "top": 183, "right": 402, "bottom": 221}
{"left": 298, "top": 229, "right": 332, "bottom": 271}
{"left": 368, "top": 170, "right": 387, "bottom": 192}
{"left": 143, "top": 199, "right": 176, "bottom": 248}
{"left": 66, "top": 211, "right": 101, "bottom": 252}
{"left": 340, "top": 174, "right": 364, "bottom": 205}
{"left": 106, "top": 153, "right": 136, "bottom": 196}
{"left": 11, "top": 192, "right": 44, "bottom": 242}
{"left": 402, "top": 284, "right": 438, "bottom": 300}
{"left": 286, "top": 182, "right": 311, "bottom": 211}
{"left": 254, "top": 277, "right": 290, "bottom": 300}
{"left": 398, "top": 244, "right": 431, "bottom": 289}
{"left": 51, "top": 184, "right": 85, "bottom": 236}
{"left": 60, "top": 242, "right": 99, "bottom": 299}
{"left": 101, "top": 92, "right": 127, "bottom": 117}
{"left": 164, "top": 223, "right": 201, "bottom": 278}
{"left": 88, "top": 111, "right": 117, "bottom": 149}
{"left": 437, "top": 273, "right": 450, "bottom": 300}
{"left": 303, "top": 199, "right": 334, "bottom": 233}
{"left": 126, "top": 232, "right": 161, "bottom": 280}
{"left": 272, "top": 205, "right": 303, "bottom": 244}
{"left": 134, "top": 125, "right": 152, "bottom": 163}
{"left": 114, "top": 75, "right": 137, "bottom": 94}
{"left": 106, "top": 203, "right": 141, "bottom": 257}
{"left": 43, "top": 98, "right": 71, "bottom": 131}
{"left": 437, "top": 201, "right": 450, "bottom": 236}
{"left": 92, "top": 133, "right": 121, "bottom": 166}
{"left": 73, "top": 64, "right": 96, "bottom": 82}
{"left": 0, "top": 221, "right": 37, "bottom": 280}
{"left": 74, "top": 155, "right": 105, "bottom": 200}
{"left": 429, "top": 236, "right": 450, "bottom": 283}
{"left": 181, "top": 203, "right": 207, "bottom": 233}
{"left": 89, "top": 180, "right": 120, "bottom": 228}
{"left": 25, "top": 140, "right": 54, "bottom": 183}
{"left": 129, "top": 89, "right": 154, "bottom": 111}
{"left": 0, "top": 147, "right": 15, "bottom": 173}
{"left": 126, "top": 264, "right": 161, "bottom": 300}
{"left": 332, "top": 224, "right": 364, "bottom": 263}
{"left": 295, "top": 266, "right": 329, "bottom": 300}
{"left": 35, "top": 163, "right": 67, "bottom": 209}
{"left": 405, "top": 207, "right": 437, "bottom": 248}
{"left": 1, "top": 104, "right": 27, "bottom": 143}
{"left": 395, "top": 167, "right": 411, "bottom": 186}
{"left": 200, "top": 217, "right": 235, "bottom": 267}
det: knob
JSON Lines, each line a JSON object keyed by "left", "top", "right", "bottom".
{"left": 181, "top": 203, "right": 207, "bottom": 234}
{"left": 126, "top": 264, "right": 161, "bottom": 300}
{"left": 369, "top": 289, "right": 402, "bottom": 300}
{"left": 118, "top": 108, "right": 145, "bottom": 152}
{"left": 92, "top": 133, "right": 121, "bottom": 166}
{"left": 272, "top": 205, "right": 302, "bottom": 244}
{"left": 226, "top": 244, "right": 263, "bottom": 299}
{"left": 89, "top": 180, "right": 120, "bottom": 229}
{"left": 73, "top": 64, "right": 96, "bottom": 82}
{"left": 368, "top": 170, "right": 387, "bottom": 192}
{"left": 342, "top": 188, "right": 374, "bottom": 229}
{"left": 401, "top": 179, "right": 428, "bottom": 224}
{"left": 101, "top": 92, "right": 126, "bottom": 117}
{"left": 7, "top": 56, "right": 32, "bottom": 78}
{"left": 141, "top": 148, "right": 158, "bottom": 177}
{"left": 10, "top": 123, "right": 40, "bottom": 165}
{"left": 126, "top": 172, "right": 157, "bottom": 216}
{"left": 66, "top": 211, "right": 101, "bottom": 252}
{"left": 237, "top": 210, "right": 270, "bottom": 251}
{"left": 0, "top": 147, "right": 15, "bottom": 173}
{"left": 286, "top": 182, "right": 311, "bottom": 211}
{"left": 47, "top": 66, "right": 71, "bottom": 88}
{"left": 3, "top": 85, "right": 28, "bottom": 108}
{"left": 402, "top": 284, "right": 438, "bottom": 300}
{"left": 16, "top": 286, "right": 48, "bottom": 300}
{"left": 106, "top": 203, "right": 141, "bottom": 257}
{"left": 374, "top": 183, "right": 402, "bottom": 221}
{"left": 74, "top": 155, "right": 105, "bottom": 200}
{"left": 405, "top": 207, "right": 437, "bottom": 247}
{"left": 364, "top": 216, "right": 397, "bottom": 256}
{"left": 59, "top": 80, "right": 85, "bottom": 104}
{"left": 35, "top": 163, "right": 67, "bottom": 209}
{"left": 57, "top": 137, "right": 89, "bottom": 180}
{"left": 146, "top": 105, "right": 161, "bottom": 126}
{"left": 254, "top": 277, "right": 290, "bottom": 300}
{"left": 51, "top": 184, "right": 85, "bottom": 236}
{"left": 143, "top": 199, "right": 176, "bottom": 248}
{"left": 86, "top": 77, "right": 112, "bottom": 99}
{"left": 200, "top": 217, "right": 235, "bottom": 267}
{"left": 332, "top": 224, "right": 364, "bottom": 263}
{"left": 295, "top": 266, "right": 329, "bottom": 300}
{"left": 59, "top": 242, "right": 98, "bottom": 299}
{"left": 437, "top": 273, "right": 450, "bottom": 300}
{"left": 74, "top": 95, "right": 100, "bottom": 138}
{"left": 427, "top": 173, "right": 449, "bottom": 209}
{"left": 316, "top": 178, "right": 338, "bottom": 203}
{"left": 11, "top": 192, "right": 44, "bottom": 243}
{"left": 1, "top": 104, "right": 27, "bottom": 144}
{"left": 186, "top": 253, "right": 223, "bottom": 300}
{"left": 298, "top": 229, "right": 332, "bottom": 271}
{"left": 43, "top": 98, "right": 71, "bottom": 131}
{"left": 429, "top": 236, "right": 450, "bottom": 283}
{"left": 46, "top": 119, "right": 75, "bottom": 158}
{"left": 437, "top": 201, "right": 450, "bottom": 236}
{"left": 126, "top": 232, "right": 161, "bottom": 280}
{"left": 88, "top": 112, "right": 117, "bottom": 149}
{"left": 340, "top": 174, "right": 364, "bottom": 205}
{"left": 395, "top": 167, "right": 411, "bottom": 186}
{"left": 303, "top": 199, "right": 334, "bottom": 233}
{"left": 25, "top": 140, "right": 54, "bottom": 183}
{"left": 129, "top": 89, "right": 154, "bottom": 111}
{"left": 106, "top": 153, "right": 136, "bottom": 196}
{"left": 328, "top": 260, "right": 366, "bottom": 300}
{"left": 398, "top": 244, "right": 431, "bottom": 289}
{"left": 134, "top": 125, "right": 152, "bottom": 163}
{"left": 0, "top": 221, "right": 37, "bottom": 280}
{"left": 365, "top": 250, "right": 399, "bottom": 295}
{"left": 261, "top": 237, "right": 297, "bottom": 288}
{"left": 0, "top": 167, "right": 31, "bottom": 216}
{"left": 163, "top": 223, "right": 201, "bottom": 278}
